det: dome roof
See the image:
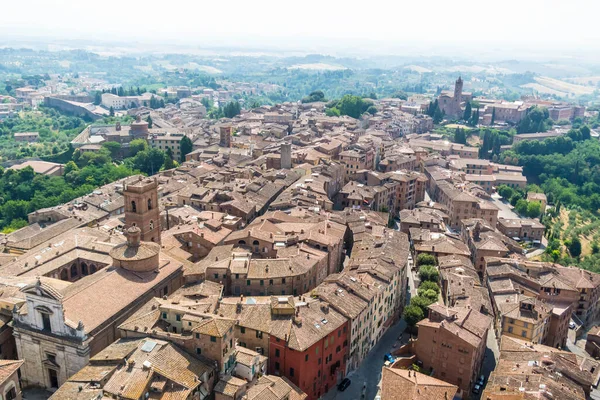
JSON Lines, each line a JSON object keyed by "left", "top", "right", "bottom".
{"left": 109, "top": 227, "right": 160, "bottom": 272}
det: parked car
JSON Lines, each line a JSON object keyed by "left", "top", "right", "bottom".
{"left": 472, "top": 384, "right": 481, "bottom": 394}
{"left": 338, "top": 378, "right": 351, "bottom": 391}
{"left": 570, "top": 321, "right": 577, "bottom": 329}
{"left": 384, "top": 353, "right": 395, "bottom": 363}
{"left": 477, "top": 375, "right": 485, "bottom": 386}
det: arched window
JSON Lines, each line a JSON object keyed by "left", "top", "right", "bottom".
{"left": 60, "top": 269, "right": 68, "bottom": 281}
{"left": 81, "top": 263, "right": 88, "bottom": 276}
{"left": 238, "top": 240, "right": 246, "bottom": 245}
{"left": 90, "top": 264, "right": 97, "bottom": 274}
{"left": 131, "top": 201, "right": 137, "bottom": 213}
{"left": 252, "top": 240, "right": 259, "bottom": 245}
{"left": 70, "top": 264, "right": 78, "bottom": 278}
{"left": 148, "top": 198, "right": 153, "bottom": 210}
{"left": 149, "top": 220, "right": 154, "bottom": 230}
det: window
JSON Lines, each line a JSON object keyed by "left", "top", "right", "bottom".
{"left": 269, "top": 279, "right": 274, "bottom": 286}
{"left": 247, "top": 280, "right": 251, "bottom": 286}
{"left": 260, "top": 280, "right": 264, "bottom": 286}
{"left": 256, "top": 331, "right": 263, "bottom": 339}
{"left": 6, "top": 386, "right": 16, "bottom": 400}
{"left": 195, "top": 333, "right": 200, "bottom": 339}
{"left": 148, "top": 199, "right": 153, "bottom": 210}
{"left": 508, "top": 326, "right": 513, "bottom": 334}
{"left": 522, "top": 331, "right": 527, "bottom": 337}
{"left": 162, "top": 312, "right": 167, "bottom": 319}
{"left": 196, "top": 348, "right": 201, "bottom": 355}
{"left": 131, "top": 200, "right": 137, "bottom": 212}
{"left": 282, "top": 278, "right": 286, "bottom": 284}
{"left": 41, "top": 312, "right": 51, "bottom": 331}
{"left": 176, "top": 314, "right": 181, "bottom": 321}
{"left": 290, "top": 368, "right": 294, "bottom": 377}
{"left": 46, "top": 353, "right": 56, "bottom": 364}
{"left": 305, "top": 354, "right": 309, "bottom": 362}
{"left": 275, "top": 349, "right": 280, "bottom": 357}
{"left": 211, "top": 336, "right": 217, "bottom": 342}
{"left": 240, "top": 327, "right": 246, "bottom": 334}
{"left": 214, "top": 274, "right": 219, "bottom": 279}
{"left": 275, "top": 362, "right": 280, "bottom": 372}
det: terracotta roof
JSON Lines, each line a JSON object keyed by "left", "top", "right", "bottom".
{"left": 381, "top": 367, "right": 458, "bottom": 400}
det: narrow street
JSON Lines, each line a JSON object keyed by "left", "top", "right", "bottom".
{"left": 322, "top": 257, "right": 416, "bottom": 400}
{"left": 490, "top": 193, "right": 520, "bottom": 220}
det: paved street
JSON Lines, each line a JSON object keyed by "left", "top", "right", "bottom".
{"left": 490, "top": 193, "right": 520, "bottom": 220}
{"left": 323, "top": 258, "right": 416, "bottom": 400}
{"left": 473, "top": 327, "right": 500, "bottom": 399}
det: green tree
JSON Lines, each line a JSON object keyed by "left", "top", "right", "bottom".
{"left": 410, "top": 295, "right": 434, "bottom": 316}
{"left": 418, "top": 281, "right": 440, "bottom": 295}
{"left": 515, "top": 199, "right": 528, "bottom": 215}
{"left": 301, "top": 90, "right": 326, "bottom": 103}
{"left": 109, "top": 106, "right": 114, "bottom": 117}
{"left": 526, "top": 201, "right": 542, "bottom": 219}
{"left": 366, "top": 106, "right": 378, "bottom": 115}
{"left": 497, "top": 185, "right": 514, "bottom": 200}
{"left": 454, "top": 128, "right": 467, "bottom": 145}
{"left": 163, "top": 152, "right": 176, "bottom": 170}
{"left": 102, "top": 141, "right": 121, "bottom": 159}
{"left": 416, "top": 253, "right": 436, "bottom": 266}
{"left": 568, "top": 237, "right": 582, "bottom": 257}
{"left": 403, "top": 304, "right": 424, "bottom": 328}
{"left": 463, "top": 101, "right": 472, "bottom": 121}
{"left": 64, "top": 161, "right": 79, "bottom": 176}
{"left": 132, "top": 148, "right": 166, "bottom": 175}
{"left": 418, "top": 265, "right": 439, "bottom": 283}
{"left": 94, "top": 91, "right": 102, "bottom": 106}
{"left": 180, "top": 136, "right": 193, "bottom": 162}
{"left": 146, "top": 116, "right": 153, "bottom": 129}
{"left": 129, "top": 139, "right": 148, "bottom": 155}
{"left": 491, "top": 107, "right": 496, "bottom": 125}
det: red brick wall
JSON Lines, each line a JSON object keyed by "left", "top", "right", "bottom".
{"left": 268, "top": 321, "right": 349, "bottom": 400}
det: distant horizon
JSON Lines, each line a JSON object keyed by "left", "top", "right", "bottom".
{"left": 1, "top": 0, "right": 599, "bottom": 61}
{"left": 1, "top": 32, "right": 600, "bottom": 64}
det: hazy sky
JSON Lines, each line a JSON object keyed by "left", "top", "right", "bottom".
{"left": 1, "top": 0, "right": 598, "bottom": 53}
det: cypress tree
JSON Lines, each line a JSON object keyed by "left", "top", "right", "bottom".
{"left": 463, "top": 101, "right": 472, "bottom": 121}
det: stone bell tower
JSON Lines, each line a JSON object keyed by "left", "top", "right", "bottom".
{"left": 454, "top": 76, "right": 463, "bottom": 104}
{"left": 123, "top": 176, "right": 161, "bottom": 243}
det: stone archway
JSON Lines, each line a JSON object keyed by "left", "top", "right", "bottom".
{"left": 90, "top": 264, "right": 97, "bottom": 274}
{"left": 60, "top": 269, "right": 68, "bottom": 281}
{"left": 81, "top": 262, "right": 88, "bottom": 276}
{"left": 70, "top": 264, "right": 78, "bottom": 279}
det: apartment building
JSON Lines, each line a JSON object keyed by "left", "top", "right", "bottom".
{"left": 149, "top": 131, "right": 186, "bottom": 160}
{"left": 485, "top": 258, "right": 578, "bottom": 348}
{"left": 13, "top": 132, "right": 39, "bottom": 143}
{"left": 268, "top": 298, "right": 349, "bottom": 400}
{"left": 496, "top": 217, "right": 544, "bottom": 241}
{"left": 403, "top": 304, "right": 491, "bottom": 397}
{"left": 339, "top": 148, "right": 375, "bottom": 182}
{"left": 434, "top": 180, "right": 499, "bottom": 230}
{"left": 482, "top": 336, "right": 599, "bottom": 400}
{"left": 461, "top": 219, "right": 522, "bottom": 276}
{"left": 449, "top": 158, "right": 493, "bottom": 175}
{"left": 48, "top": 338, "right": 216, "bottom": 400}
